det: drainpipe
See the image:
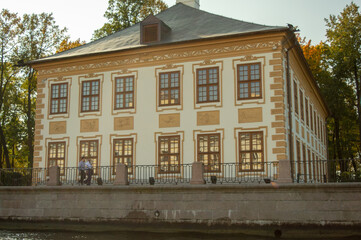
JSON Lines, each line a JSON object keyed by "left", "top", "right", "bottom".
{"left": 285, "top": 45, "right": 295, "bottom": 182}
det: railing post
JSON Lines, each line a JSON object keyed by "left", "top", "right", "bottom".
{"left": 190, "top": 162, "right": 205, "bottom": 184}
{"left": 277, "top": 159, "right": 293, "bottom": 183}
{"left": 47, "top": 166, "right": 61, "bottom": 186}
{"left": 114, "top": 164, "right": 129, "bottom": 185}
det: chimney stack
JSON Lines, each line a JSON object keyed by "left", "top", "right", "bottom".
{"left": 176, "top": 0, "right": 200, "bottom": 9}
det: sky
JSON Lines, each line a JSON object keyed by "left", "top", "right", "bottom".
{"left": 1, "top": 0, "right": 361, "bottom": 44}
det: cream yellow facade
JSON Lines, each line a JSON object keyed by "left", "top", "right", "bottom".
{"left": 31, "top": 6, "right": 328, "bottom": 180}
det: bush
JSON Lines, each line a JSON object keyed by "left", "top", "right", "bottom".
{"left": 0, "top": 170, "right": 32, "bottom": 186}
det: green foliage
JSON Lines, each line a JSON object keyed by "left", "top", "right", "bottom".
{"left": 325, "top": 2, "right": 361, "bottom": 159}
{"left": 299, "top": 2, "right": 361, "bottom": 162}
{"left": 0, "top": 9, "right": 67, "bottom": 169}
{"left": 92, "top": 0, "right": 168, "bottom": 40}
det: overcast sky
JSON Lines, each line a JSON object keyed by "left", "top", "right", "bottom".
{"left": 1, "top": 0, "right": 360, "bottom": 44}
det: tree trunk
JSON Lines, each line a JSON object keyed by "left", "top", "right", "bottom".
{"left": 0, "top": 124, "right": 11, "bottom": 168}
{"left": 0, "top": 143, "right": 3, "bottom": 169}
{"left": 354, "top": 62, "right": 361, "bottom": 155}
{"left": 27, "top": 81, "right": 34, "bottom": 168}
{"left": 334, "top": 117, "right": 346, "bottom": 171}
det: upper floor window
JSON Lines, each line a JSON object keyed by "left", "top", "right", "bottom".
{"left": 294, "top": 81, "right": 299, "bottom": 115}
{"left": 80, "top": 140, "right": 98, "bottom": 174}
{"left": 159, "top": 71, "right": 180, "bottom": 106}
{"left": 115, "top": 76, "right": 134, "bottom": 110}
{"left": 239, "top": 132, "right": 264, "bottom": 172}
{"left": 310, "top": 105, "right": 314, "bottom": 131}
{"left": 113, "top": 138, "right": 133, "bottom": 174}
{"left": 305, "top": 98, "right": 309, "bottom": 127}
{"left": 48, "top": 142, "right": 66, "bottom": 175}
{"left": 50, "top": 83, "right": 68, "bottom": 114}
{"left": 237, "top": 63, "right": 262, "bottom": 99}
{"left": 196, "top": 67, "right": 219, "bottom": 103}
{"left": 299, "top": 90, "right": 304, "bottom": 121}
{"left": 81, "top": 80, "right": 99, "bottom": 112}
{"left": 197, "top": 133, "right": 221, "bottom": 173}
{"left": 158, "top": 136, "right": 180, "bottom": 173}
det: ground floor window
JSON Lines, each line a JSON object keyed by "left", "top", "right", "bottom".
{"left": 197, "top": 133, "right": 221, "bottom": 173}
{"left": 80, "top": 140, "right": 99, "bottom": 174}
{"left": 158, "top": 135, "right": 180, "bottom": 173}
{"left": 48, "top": 142, "right": 66, "bottom": 175}
{"left": 239, "top": 132, "right": 264, "bottom": 172}
{"left": 113, "top": 138, "right": 133, "bottom": 174}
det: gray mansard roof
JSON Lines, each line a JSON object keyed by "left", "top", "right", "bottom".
{"left": 32, "top": 3, "right": 287, "bottom": 64}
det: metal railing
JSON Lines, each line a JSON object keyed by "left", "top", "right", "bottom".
{"left": 1, "top": 159, "right": 359, "bottom": 186}
{"left": 0, "top": 168, "right": 47, "bottom": 186}
{"left": 130, "top": 164, "right": 193, "bottom": 185}
{"left": 204, "top": 162, "right": 279, "bottom": 184}
{"left": 291, "top": 159, "right": 361, "bottom": 183}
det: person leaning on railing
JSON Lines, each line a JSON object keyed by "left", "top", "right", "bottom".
{"left": 78, "top": 157, "right": 86, "bottom": 185}
{"left": 85, "top": 159, "right": 93, "bottom": 186}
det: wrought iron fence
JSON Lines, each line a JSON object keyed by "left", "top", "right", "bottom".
{"left": 291, "top": 159, "right": 361, "bottom": 183}
{"left": 1, "top": 160, "right": 359, "bottom": 186}
{"left": 204, "top": 162, "right": 279, "bottom": 184}
{"left": 0, "top": 168, "right": 47, "bottom": 186}
{"left": 130, "top": 164, "right": 193, "bottom": 185}
{"left": 60, "top": 166, "right": 115, "bottom": 185}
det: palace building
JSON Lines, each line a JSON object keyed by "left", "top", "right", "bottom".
{"left": 29, "top": 0, "right": 329, "bottom": 181}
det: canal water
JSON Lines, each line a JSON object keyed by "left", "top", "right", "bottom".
{"left": 0, "top": 230, "right": 360, "bottom": 240}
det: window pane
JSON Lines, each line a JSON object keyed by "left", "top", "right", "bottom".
{"left": 125, "top": 93, "right": 133, "bottom": 108}
{"left": 239, "top": 83, "right": 249, "bottom": 99}
{"left": 91, "top": 81, "right": 99, "bottom": 94}
{"left": 51, "top": 100, "right": 58, "bottom": 113}
{"left": 209, "top": 68, "right": 218, "bottom": 84}
{"left": 116, "top": 78, "right": 124, "bottom": 93}
{"left": 170, "top": 89, "right": 179, "bottom": 104}
{"left": 198, "top": 70, "right": 207, "bottom": 85}
{"left": 198, "top": 86, "right": 207, "bottom": 102}
{"left": 82, "top": 97, "right": 90, "bottom": 111}
{"left": 125, "top": 77, "right": 133, "bottom": 91}
{"left": 91, "top": 96, "right": 99, "bottom": 110}
{"left": 52, "top": 85, "right": 59, "bottom": 98}
{"left": 239, "top": 66, "right": 248, "bottom": 81}
{"left": 170, "top": 73, "right": 179, "bottom": 87}
{"left": 116, "top": 94, "right": 124, "bottom": 109}
{"left": 240, "top": 133, "right": 250, "bottom": 151}
{"left": 83, "top": 82, "right": 90, "bottom": 96}
{"left": 209, "top": 86, "right": 218, "bottom": 101}
{"left": 59, "top": 99, "right": 66, "bottom": 113}
{"left": 160, "top": 74, "right": 169, "bottom": 89}
{"left": 60, "top": 84, "right": 67, "bottom": 97}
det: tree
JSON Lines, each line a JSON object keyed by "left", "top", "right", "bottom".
{"left": 325, "top": 2, "right": 361, "bottom": 157}
{"left": 13, "top": 13, "right": 67, "bottom": 168}
{"left": 92, "top": 0, "right": 168, "bottom": 40}
{"left": 56, "top": 37, "right": 86, "bottom": 53}
{"left": 0, "top": 9, "right": 21, "bottom": 168}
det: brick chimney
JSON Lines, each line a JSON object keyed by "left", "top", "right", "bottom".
{"left": 176, "top": 0, "right": 200, "bottom": 9}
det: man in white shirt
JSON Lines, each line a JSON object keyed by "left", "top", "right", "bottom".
{"left": 85, "top": 159, "right": 93, "bottom": 185}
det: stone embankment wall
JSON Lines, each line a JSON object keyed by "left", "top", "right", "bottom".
{"left": 0, "top": 184, "right": 360, "bottom": 228}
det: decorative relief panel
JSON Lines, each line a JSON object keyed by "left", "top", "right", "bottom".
{"left": 197, "top": 111, "right": 220, "bottom": 126}
{"left": 80, "top": 119, "right": 99, "bottom": 133}
{"left": 238, "top": 107, "right": 263, "bottom": 123}
{"left": 114, "top": 116, "right": 134, "bottom": 131}
{"left": 159, "top": 113, "right": 180, "bottom": 128}
{"left": 49, "top": 121, "right": 67, "bottom": 134}
{"left": 39, "top": 41, "right": 281, "bottom": 76}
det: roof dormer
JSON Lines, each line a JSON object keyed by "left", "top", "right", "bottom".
{"left": 140, "top": 15, "right": 171, "bottom": 44}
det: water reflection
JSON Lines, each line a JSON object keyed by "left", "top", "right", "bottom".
{"left": 1, "top": 230, "right": 361, "bottom": 240}
{"left": 0, "top": 230, "right": 275, "bottom": 240}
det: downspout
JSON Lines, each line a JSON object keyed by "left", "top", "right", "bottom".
{"left": 285, "top": 45, "right": 295, "bottom": 182}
